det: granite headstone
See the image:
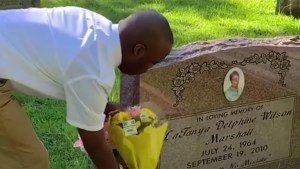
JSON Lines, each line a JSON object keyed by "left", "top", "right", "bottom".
{"left": 136, "top": 36, "right": 300, "bottom": 169}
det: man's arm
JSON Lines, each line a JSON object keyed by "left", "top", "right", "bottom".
{"left": 104, "top": 102, "right": 124, "bottom": 117}
{"left": 78, "top": 128, "right": 118, "bottom": 169}
{"left": 64, "top": 78, "right": 121, "bottom": 169}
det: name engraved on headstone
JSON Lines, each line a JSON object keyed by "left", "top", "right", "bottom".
{"left": 159, "top": 96, "right": 295, "bottom": 169}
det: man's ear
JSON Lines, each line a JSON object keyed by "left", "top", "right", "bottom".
{"left": 133, "top": 43, "right": 146, "bottom": 60}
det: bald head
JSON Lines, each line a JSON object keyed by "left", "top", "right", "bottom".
{"left": 124, "top": 10, "right": 173, "bottom": 44}
{"left": 118, "top": 10, "right": 173, "bottom": 75}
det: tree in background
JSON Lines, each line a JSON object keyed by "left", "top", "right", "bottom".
{"left": 276, "top": 0, "right": 300, "bottom": 18}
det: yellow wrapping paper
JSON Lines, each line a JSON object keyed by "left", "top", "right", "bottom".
{"left": 106, "top": 103, "right": 168, "bottom": 169}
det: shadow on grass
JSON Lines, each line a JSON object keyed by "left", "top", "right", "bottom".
{"left": 224, "top": 25, "right": 300, "bottom": 38}
{"left": 89, "top": 0, "right": 249, "bottom": 46}
{"left": 160, "top": 0, "right": 248, "bottom": 20}
{"left": 279, "top": 25, "right": 300, "bottom": 35}
{"left": 42, "top": 0, "right": 140, "bottom": 21}
{"left": 42, "top": 0, "right": 247, "bottom": 21}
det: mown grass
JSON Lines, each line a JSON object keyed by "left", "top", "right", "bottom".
{"left": 14, "top": 0, "right": 300, "bottom": 168}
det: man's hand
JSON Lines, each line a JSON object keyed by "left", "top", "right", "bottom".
{"left": 78, "top": 128, "right": 119, "bottom": 169}
{"left": 104, "top": 102, "right": 124, "bottom": 117}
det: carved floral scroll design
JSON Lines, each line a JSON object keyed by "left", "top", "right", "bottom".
{"left": 171, "top": 51, "right": 291, "bottom": 107}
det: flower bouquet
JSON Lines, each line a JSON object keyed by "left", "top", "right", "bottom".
{"left": 106, "top": 102, "right": 169, "bottom": 169}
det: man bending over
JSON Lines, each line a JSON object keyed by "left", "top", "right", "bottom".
{"left": 0, "top": 6, "right": 173, "bottom": 169}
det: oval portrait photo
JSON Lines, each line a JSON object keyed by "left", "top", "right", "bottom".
{"left": 223, "top": 67, "right": 245, "bottom": 102}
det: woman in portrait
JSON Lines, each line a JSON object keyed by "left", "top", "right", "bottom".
{"left": 225, "top": 71, "right": 240, "bottom": 101}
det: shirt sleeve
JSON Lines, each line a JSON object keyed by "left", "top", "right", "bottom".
{"left": 64, "top": 76, "right": 108, "bottom": 131}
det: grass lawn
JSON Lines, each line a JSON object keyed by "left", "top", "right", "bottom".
{"left": 14, "top": 0, "right": 300, "bottom": 168}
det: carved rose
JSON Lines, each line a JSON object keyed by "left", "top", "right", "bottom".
{"left": 219, "top": 61, "right": 229, "bottom": 68}
{"left": 267, "top": 51, "right": 276, "bottom": 61}
{"left": 189, "top": 63, "right": 200, "bottom": 73}
{"left": 280, "top": 60, "right": 291, "bottom": 70}
{"left": 250, "top": 54, "right": 260, "bottom": 64}
{"left": 172, "top": 86, "right": 184, "bottom": 97}
{"left": 177, "top": 67, "right": 189, "bottom": 77}
{"left": 184, "top": 73, "right": 195, "bottom": 83}
{"left": 250, "top": 54, "right": 259, "bottom": 63}
{"left": 173, "top": 77, "right": 185, "bottom": 87}
{"left": 244, "top": 56, "right": 252, "bottom": 63}
{"left": 258, "top": 54, "right": 267, "bottom": 63}
{"left": 209, "top": 61, "right": 218, "bottom": 69}
{"left": 270, "top": 60, "right": 280, "bottom": 69}
{"left": 200, "top": 62, "right": 209, "bottom": 73}
{"left": 276, "top": 52, "right": 287, "bottom": 62}
{"left": 172, "top": 86, "right": 184, "bottom": 92}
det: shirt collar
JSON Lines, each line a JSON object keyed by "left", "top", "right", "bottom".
{"left": 111, "top": 24, "right": 122, "bottom": 68}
